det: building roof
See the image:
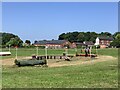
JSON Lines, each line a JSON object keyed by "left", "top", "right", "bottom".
{"left": 75, "top": 41, "right": 94, "bottom": 46}
{"left": 83, "top": 41, "right": 94, "bottom": 45}
{"left": 76, "top": 42, "right": 84, "bottom": 45}
{"left": 34, "top": 40, "right": 68, "bottom": 45}
{"left": 98, "top": 36, "right": 114, "bottom": 41}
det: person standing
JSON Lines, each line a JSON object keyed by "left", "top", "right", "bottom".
{"left": 85, "top": 46, "right": 90, "bottom": 57}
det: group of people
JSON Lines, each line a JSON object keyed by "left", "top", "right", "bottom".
{"left": 81, "top": 46, "right": 90, "bottom": 57}
{"left": 84, "top": 46, "right": 90, "bottom": 57}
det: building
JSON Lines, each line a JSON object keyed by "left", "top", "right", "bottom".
{"left": 71, "top": 42, "right": 77, "bottom": 48}
{"left": 34, "top": 40, "right": 71, "bottom": 49}
{"left": 73, "top": 41, "right": 94, "bottom": 48}
{"left": 94, "top": 36, "right": 114, "bottom": 48}
{"left": 83, "top": 41, "right": 94, "bottom": 46}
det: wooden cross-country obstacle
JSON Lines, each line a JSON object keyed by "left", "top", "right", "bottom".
{"left": 36, "top": 55, "right": 74, "bottom": 60}
{"left": 76, "top": 54, "right": 97, "bottom": 57}
{"left": 14, "top": 59, "right": 47, "bottom": 67}
{"left": 0, "top": 52, "right": 11, "bottom": 56}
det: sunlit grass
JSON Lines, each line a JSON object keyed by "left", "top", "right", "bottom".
{"left": 2, "top": 59, "right": 118, "bottom": 88}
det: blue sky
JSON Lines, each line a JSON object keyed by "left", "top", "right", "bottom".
{"left": 2, "top": 2, "right": 118, "bottom": 43}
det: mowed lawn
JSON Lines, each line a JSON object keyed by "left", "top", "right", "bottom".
{"left": 2, "top": 48, "right": 118, "bottom": 88}
{"left": 1, "top": 48, "right": 118, "bottom": 59}
{"left": 2, "top": 48, "right": 76, "bottom": 59}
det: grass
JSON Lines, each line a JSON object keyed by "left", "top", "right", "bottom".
{"left": 1, "top": 48, "right": 118, "bottom": 59}
{"left": 97, "top": 48, "right": 118, "bottom": 57}
{"left": 1, "top": 48, "right": 118, "bottom": 88}
{"left": 1, "top": 48, "right": 67, "bottom": 59}
{"left": 2, "top": 59, "right": 118, "bottom": 88}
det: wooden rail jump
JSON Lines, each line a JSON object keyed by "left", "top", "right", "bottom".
{"left": 32, "top": 55, "right": 74, "bottom": 60}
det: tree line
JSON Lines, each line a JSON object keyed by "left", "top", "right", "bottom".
{"left": 58, "top": 31, "right": 120, "bottom": 47}
{"left": 1, "top": 32, "right": 120, "bottom": 48}
{"left": 59, "top": 32, "right": 114, "bottom": 43}
{"left": 0, "top": 32, "right": 31, "bottom": 48}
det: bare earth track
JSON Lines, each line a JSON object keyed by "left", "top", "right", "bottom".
{"left": 1, "top": 55, "right": 117, "bottom": 67}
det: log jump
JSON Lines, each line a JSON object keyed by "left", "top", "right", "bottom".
{"left": 14, "top": 59, "right": 47, "bottom": 67}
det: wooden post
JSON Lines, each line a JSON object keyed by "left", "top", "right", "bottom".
{"left": 9, "top": 44, "right": 10, "bottom": 52}
{"left": 15, "top": 46, "right": 18, "bottom": 60}
{"left": 36, "top": 46, "right": 38, "bottom": 56}
{"left": 45, "top": 46, "right": 48, "bottom": 60}
{"left": 39, "top": 56, "right": 42, "bottom": 60}
{"left": 54, "top": 56, "right": 56, "bottom": 59}
{"left": 47, "top": 56, "right": 49, "bottom": 59}
{"left": 65, "top": 47, "right": 68, "bottom": 58}
{"left": 90, "top": 46, "right": 92, "bottom": 58}
{"left": 96, "top": 45, "right": 98, "bottom": 55}
{"left": 60, "top": 56, "right": 62, "bottom": 59}
{"left": 50, "top": 56, "right": 52, "bottom": 59}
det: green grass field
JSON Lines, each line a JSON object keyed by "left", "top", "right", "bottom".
{"left": 1, "top": 48, "right": 118, "bottom": 59}
{"left": 2, "top": 48, "right": 118, "bottom": 88}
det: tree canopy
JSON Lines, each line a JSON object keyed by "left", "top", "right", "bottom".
{"left": 59, "top": 31, "right": 120, "bottom": 48}
{"left": 110, "top": 33, "right": 120, "bottom": 48}
{"left": 58, "top": 31, "right": 112, "bottom": 43}
{"left": 25, "top": 40, "right": 31, "bottom": 45}
{"left": 1, "top": 31, "right": 119, "bottom": 48}
{"left": 0, "top": 32, "right": 23, "bottom": 47}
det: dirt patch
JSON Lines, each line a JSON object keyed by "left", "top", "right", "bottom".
{"left": 2, "top": 55, "right": 117, "bottom": 67}
{"left": 2, "top": 57, "right": 31, "bottom": 66}
{"left": 48, "top": 55, "right": 117, "bottom": 67}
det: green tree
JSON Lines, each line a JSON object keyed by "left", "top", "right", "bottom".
{"left": 0, "top": 32, "right": 23, "bottom": 47}
{"left": 58, "top": 31, "right": 113, "bottom": 43}
{"left": 25, "top": 40, "right": 31, "bottom": 45}
{"left": 115, "top": 34, "right": 120, "bottom": 39}
{"left": 0, "top": 33, "right": 16, "bottom": 45}
{"left": 58, "top": 33, "right": 66, "bottom": 40}
{"left": 99, "top": 32, "right": 112, "bottom": 37}
{"left": 113, "top": 32, "right": 120, "bottom": 39}
{"left": 110, "top": 33, "right": 120, "bottom": 48}
{"left": 89, "top": 32, "right": 98, "bottom": 43}
{"left": 77, "top": 32, "right": 85, "bottom": 42}
{"left": 6, "top": 37, "right": 23, "bottom": 47}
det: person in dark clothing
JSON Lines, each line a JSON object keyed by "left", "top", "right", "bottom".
{"left": 85, "top": 46, "right": 90, "bottom": 57}
{"left": 88, "top": 47, "right": 90, "bottom": 54}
